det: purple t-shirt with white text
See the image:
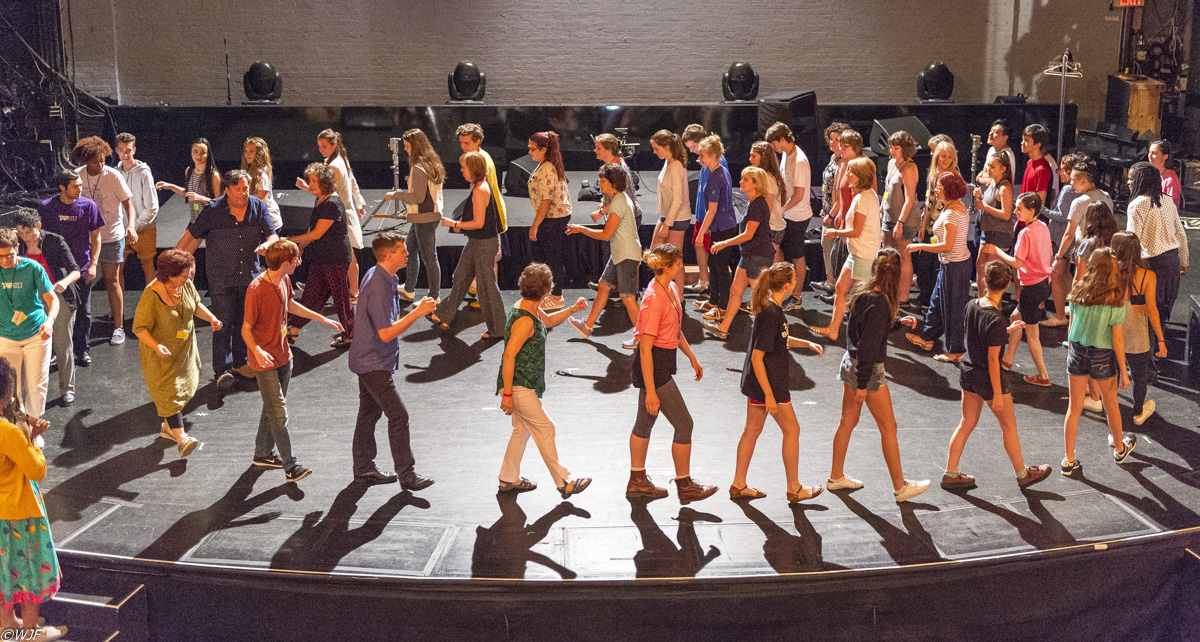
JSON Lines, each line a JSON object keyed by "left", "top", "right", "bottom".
{"left": 38, "top": 195, "right": 105, "bottom": 271}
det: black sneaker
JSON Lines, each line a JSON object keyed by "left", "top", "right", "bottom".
{"left": 252, "top": 454, "right": 284, "bottom": 469}
{"left": 1060, "top": 458, "right": 1082, "bottom": 476}
{"left": 216, "top": 372, "right": 236, "bottom": 393}
{"left": 1114, "top": 434, "right": 1137, "bottom": 464}
{"left": 285, "top": 464, "right": 312, "bottom": 483}
{"left": 75, "top": 351, "right": 92, "bottom": 367}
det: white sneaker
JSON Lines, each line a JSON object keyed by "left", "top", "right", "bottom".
{"left": 826, "top": 475, "right": 864, "bottom": 490}
{"left": 539, "top": 296, "right": 565, "bottom": 312}
{"left": 568, "top": 316, "right": 592, "bottom": 339}
{"left": 1134, "top": 399, "right": 1156, "bottom": 426}
{"left": 686, "top": 280, "right": 708, "bottom": 293}
{"left": 621, "top": 334, "right": 637, "bottom": 350}
{"left": 894, "top": 479, "right": 930, "bottom": 503}
{"left": 1082, "top": 396, "right": 1103, "bottom": 413}
{"left": 397, "top": 287, "right": 415, "bottom": 302}
{"left": 109, "top": 328, "right": 125, "bottom": 345}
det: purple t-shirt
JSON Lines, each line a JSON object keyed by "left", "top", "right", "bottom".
{"left": 38, "top": 195, "right": 104, "bottom": 271}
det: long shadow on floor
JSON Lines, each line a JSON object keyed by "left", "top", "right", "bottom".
{"left": 559, "top": 338, "right": 632, "bottom": 394}
{"left": 45, "top": 440, "right": 187, "bottom": 522}
{"left": 138, "top": 466, "right": 301, "bottom": 560}
{"left": 951, "top": 488, "right": 1073, "bottom": 550}
{"left": 470, "top": 492, "right": 589, "bottom": 579}
{"left": 403, "top": 331, "right": 497, "bottom": 384}
{"left": 270, "top": 480, "right": 431, "bottom": 572}
{"left": 883, "top": 352, "right": 959, "bottom": 402}
{"left": 630, "top": 499, "right": 721, "bottom": 578}
{"left": 737, "top": 500, "right": 845, "bottom": 572}
{"left": 1084, "top": 458, "right": 1200, "bottom": 530}
{"left": 832, "top": 490, "right": 943, "bottom": 566}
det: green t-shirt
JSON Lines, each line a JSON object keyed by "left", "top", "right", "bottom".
{"left": 497, "top": 306, "right": 546, "bottom": 397}
{"left": 0, "top": 258, "right": 53, "bottom": 341}
{"left": 1067, "top": 302, "right": 1126, "bottom": 350}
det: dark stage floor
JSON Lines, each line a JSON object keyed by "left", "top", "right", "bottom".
{"left": 37, "top": 222, "right": 1200, "bottom": 583}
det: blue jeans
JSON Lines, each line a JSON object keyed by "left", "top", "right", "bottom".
{"left": 207, "top": 284, "right": 249, "bottom": 376}
{"left": 405, "top": 221, "right": 441, "bottom": 299}
{"left": 921, "top": 258, "right": 971, "bottom": 354}
{"left": 254, "top": 361, "right": 295, "bottom": 466}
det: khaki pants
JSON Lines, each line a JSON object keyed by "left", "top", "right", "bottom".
{"left": 499, "top": 387, "right": 570, "bottom": 487}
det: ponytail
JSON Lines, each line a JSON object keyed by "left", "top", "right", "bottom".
{"left": 652, "top": 130, "right": 687, "bottom": 166}
{"left": 530, "top": 131, "right": 566, "bottom": 181}
{"left": 644, "top": 243, "right": 683, "bottom": 275}
{"left": 318, "top": 129, "right": 353, "bottom": 173}
{"left": 750, "top": 262, "right": 795, "bottom": 315}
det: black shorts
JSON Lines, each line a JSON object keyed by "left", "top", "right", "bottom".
{"left": 781, "top": 219, "right": 808, "bottom": 262}
{"left": 1017, "top": 278, "right": 1050, "bottom": 324}
{"left": 1067, "top": 342, "right": 1117, "bottom": 380}
{"left": 980, "top": 230, "right": 1014, "bottom": 253}
{"left": 960, "top": 365, "right": 1010, "bottom": 401}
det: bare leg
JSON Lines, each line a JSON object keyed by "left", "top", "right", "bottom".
{"left": 1062, "top": 374, "right": 1089, "bottom": 463}
{"left": 815, "top": 265, "right": 853, "bottom": 341}
{"left": 896, "top": 238, "right": 913, "bottom": 303}
{"left": 732, "top": 401, "right": 767, "bottom": 488}
{"left": 585, "top": 282, "right": 613, "bottom": 328}
{"left": 140, "top": 257, "right": 156, "bottom": 286}
{"left": 1006, "top": 310, "right": 1022, "bottom": 366}
{"left": 695, "top": 245, "right": 709, "bottom": 284}
{"left": 864, "top": 385, "right": 906, "bottom": 491}
{"left": 776, "top": 402, "right": 802, "bottom": 494}
{"left": 1049, "top": 258, "right": 1069, "bottom": 321}
{"left": 103, "top": 261, "right": 124, "bottom": 326}
{"left": 1096, "top": 376, "right": 1124, "bottom": 446}
{"left": 945, "top": 391, "right": 984, "bottom": 473}
{"left": 718, "top": 268, "right": 751, "bottom": 332}
{"left": 19, "top": 602, "right": 39, "bottom": 630}
{"left": 620, "top": 295, "right": 639, "bottom": 326}
{"left": 667, "top": 229, "right": 687, "bottom": 292}
{"left": 348, "top": 252, "right": 360, "bottom": 298}
{"left": 829, "top": 383, "right": 864, "bottom": 481}
{"left": 991, "top": 393, "right": 1027, "bottom": 474}
{"left": 791, "top": 257, "right": 807, "bottom": 300}
{"left": 1024, "top": 323, "right": 1049, "bottom": 379}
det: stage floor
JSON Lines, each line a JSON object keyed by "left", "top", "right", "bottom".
{"left": 37, "top": 235, "right": 1200, "bottom": 582}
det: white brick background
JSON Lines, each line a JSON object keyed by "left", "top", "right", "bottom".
{"left": 61, "top": 0, "right": 1125, "bottom": 124}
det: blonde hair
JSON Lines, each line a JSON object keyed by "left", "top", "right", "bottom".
{"left": 644, "top": 243, "right": 683, "bottom": 275}
{"left": 698, "top": 134, "right": 724, "bottom": 158}
{"left": 241, "top": 137, "right": 273, "bottom": 192}
{"left": 740, "top": 166, "right": 769, "bottom": 196}
{"left": 460, "top": 151, "right": 488, "bottom": 184}
{"left": 926, "top": 136, "right": 959, "bottom": 190}
{"left": 595, "top": 133, "right": 623, "bottom": 158}
{"left": 750, "top": 262, "right": 795, "bottom": 315}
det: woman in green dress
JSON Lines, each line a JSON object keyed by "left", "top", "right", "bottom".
{"left": 132, "top": 249, "right": 221, "bottom": 457}
{"left": 496, "top": 263, "right": 591, "bottom": 499}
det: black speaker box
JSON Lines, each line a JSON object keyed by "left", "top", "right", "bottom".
{"left": 868, "top": 116, "right": 932, "bottom": 156}
{"left": 504, "top": 154, "right": 539, "bottom": 198}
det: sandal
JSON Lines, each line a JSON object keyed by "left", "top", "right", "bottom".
{"left": 558, "top": 477, "right": 592, "bottom": 499}
{"left": 480, "top": 332, "right": 501, "bottom": 340}
{"left": 702, "top": 321, "right": 728, "bottom": 340}
{"left": 933, "top": 353, "right": 963, "bottom": 363}
{"left": 1023, "top": 374, "right": 1052, "bottom": 387}
{"left": 330, "top": 334, "right": 352, "bottom": 349}
{"left": 905, "top": 333, "right": 933, "bottom": 351}
{"left": 787, "top": 485, "right": 823, "bottom": 502}
{"left": 498, "top": 477, "right": 537, "bottom": 493}
{"left": 728, "top": 484, "right": 766, "bottom": 499}
{"left": 429, "top": 313, "right": 449, "bottom": 330}
{"left": 1000, "top": 359, "right": 1012, "bottom": 371}
{"left": 809, "top": 325, "right": 837, "bottom": 342}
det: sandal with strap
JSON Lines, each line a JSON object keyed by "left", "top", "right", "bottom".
{"left": 809, "top": 325, "right": 837, "bottom": 342}
{"left": 498, "top": 477, "right": 537, "bottom": 493}
{"left": 787, "top": 485, "right": 823, "bottom": 503}
{"left": 905, "top": 333, "right": 934, "bottom": 351}
{"left": 558, "top": 477, "right": 592, "bottom": 499}
{"left": 429, "top": 313, "right": 449, "bottom": 330}
{"left": 728, "top": 484, "right": 767, "bottom": 499}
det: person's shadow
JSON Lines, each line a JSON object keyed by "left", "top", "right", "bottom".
{"left": 629, "top": 499, "right": 721, "bottom": 578}
{"left": 558, "top": 338, "right": 632, "bottom": 393}
{"left": 951, "top": 488, "right": 1073, "bottom": 550}
{"left": 138, "top": 466, "right": 300, "bottom": 561}
{"left": 44, "top": 440, "right": 187, "bottom": 524}
{"left": 470, "top": 492, "right": 590, "bottom": 579}
{"left": 403, "top": 332, "right": 495, "bottom": 383}
{"left": 737, "top": 500, "right": 841, "bottom": 573}
{"left": 269, "top": 480, "right": 431, "bottom": 572}
{"left": 833, "top": 490, "right": 942, "bottom": 566}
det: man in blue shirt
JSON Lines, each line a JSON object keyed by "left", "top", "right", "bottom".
{"left": 176, "top": 170, "right": 277, "bottom": 391}
{"left": 348, "top": 231, "right": 436, "bottom": 489}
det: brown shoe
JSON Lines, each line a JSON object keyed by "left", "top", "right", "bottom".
{"left": 233, "top": 364, "right": 257, "bottom": 379}
{"left": 626, "top": 470, "right": 668, "bottom": 499}
{"left": 1018, "top": 464, "right": 1052, "bottom": 488}
{"left": 674, "top": 476, "right": 717, "bottom": 504}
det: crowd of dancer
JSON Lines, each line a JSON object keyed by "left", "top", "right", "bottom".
{"left": 0, "top": 117, "right": 1190, "bottom": 639}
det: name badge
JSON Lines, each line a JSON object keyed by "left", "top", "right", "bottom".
{"left": 11, "top": 311, "right": 27, "bottom": 325}
{"left": 281, "top": 325, "right": 288, "bottom": 340}
{"left": 176, "top": 329, "right": 190, "bottom": 340}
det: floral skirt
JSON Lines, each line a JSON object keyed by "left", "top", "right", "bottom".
{"left": 0, "top": 483, "right": 61, "bottom": 608}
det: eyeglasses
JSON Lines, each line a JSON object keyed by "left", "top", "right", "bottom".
{"left": 0, "top": 251, "right": 17, "bottom": 260}
{"left": 527, "top": 146, "right": 541, "bottom": 152}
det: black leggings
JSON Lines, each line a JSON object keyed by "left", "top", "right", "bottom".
{"left": 163, "top": 412, "right": 184, "bottom": 429}
{"left": 532, "top": 216, "right": 570, "bottom": 296}
{"left": 707, "top": 226, "right": 739, "bottom": 308}
{"left": 1126, "top": 350, "right": 1156, "bottom": 414}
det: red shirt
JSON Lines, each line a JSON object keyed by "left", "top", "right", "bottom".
{"left": 244, "top": 272, "right": 292, "bottom": 370}
{"left": 1022, "top": 157, "right": 1052, "bottom": 195}
{"left": 25, "top": 253, "right": 54, "bottom": 284}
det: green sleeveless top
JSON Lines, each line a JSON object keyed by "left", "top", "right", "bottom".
{"left": 496, "top": 305, "right": 547, "bottom": 398}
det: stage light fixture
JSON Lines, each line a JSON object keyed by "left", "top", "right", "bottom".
{"left": 448, "top": 61, "right": 486, "bottom": 102}
{"left": 722, "top": 62, "right": 759, "bottom": 102}
{"left": 916, "top": 62, "right": 954, "bottom": 102}
{"left": 243, "top": 61, "right": 282, "bottom": 103}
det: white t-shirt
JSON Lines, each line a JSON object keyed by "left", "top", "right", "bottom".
{"left": 847, "top": 189, "right": 882, "bottom": 258}
{"left": 780, "top": 146, "right": 813, "bottom": 222}
{"left": 1068, "top": 187, "right": 1113, "bottom": 242}
{"left": 764, "top": 174, "right": 785, "bottom": 232}
{"left": 76, "top": 165, "right": 131, "bottom": 243}
{"left": 259, "top": 169, "right": 283, "bottom": 230}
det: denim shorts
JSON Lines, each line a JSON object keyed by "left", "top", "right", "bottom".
{"left": 659, "top": 217, "right": 691, "bottom": 232}
{"left": 99, "top": 238, "right": 125, "bottom": 264}
{"left": 1067, "top": 341, "right": 1117, "bottom": 380}
{"left": 839, "top": 352, "right": 887, "bottom": 393}
{"left": 738, "top": 253, "right": 774, "bottom": 280}
{"left": 601, "top": 258, "right": 640, "bottom": 296}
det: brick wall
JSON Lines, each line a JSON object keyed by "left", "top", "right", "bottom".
{"left": 60, "top": 0, "right": 1124, "bottom": 124}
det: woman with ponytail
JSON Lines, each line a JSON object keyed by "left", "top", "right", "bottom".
{"left": 0, "top": 357, "right": 66, "bottom": 640}
{"left": 827, "top": 248, "right": 930, "bottom": 502}
{"left": 298, "top": 129, "right": 367, "bottom": 300}
{"left": 527, "top": 131, "right": 572, "bottom": 311}
{"left": 624, "top": 244, "right": 716, "bottom": 504}
{"left": 702, "top": 167, "right": 776, "bottom": 339}
{"left": 650, "top": 130, "right": 690, "bottom": 292}
{"left": 729, "top": 262, "right": 824, "bottom": 502}
{"left": 592, "top": 133, "right": 643, "bottom": 227}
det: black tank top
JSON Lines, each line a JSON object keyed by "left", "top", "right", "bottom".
{"left": 455, "top": 184, "right": 499, "bottom": 240}
{"left": 1130, "top": 270, "right": 1147, "bottom": 305}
